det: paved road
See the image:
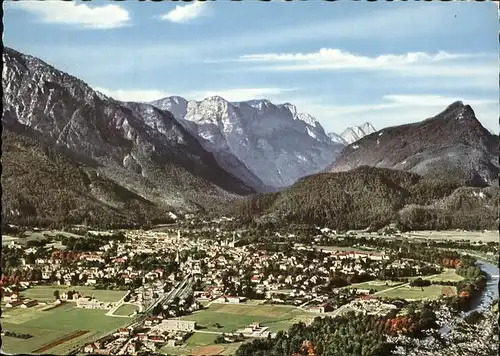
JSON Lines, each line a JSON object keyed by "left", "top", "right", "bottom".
{"left": 106, "top": 292, "right": 130, "bottom": 316}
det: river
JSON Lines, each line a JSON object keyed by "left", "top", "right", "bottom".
{"left": 463, "top": 260, "right": 499, "bottom": 316}
{"left": 435, "top": 259, "right": 499, "bottom": 336}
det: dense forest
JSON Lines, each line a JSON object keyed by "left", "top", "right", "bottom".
{"left": 234, "top": 166, "right": 498, "bottom": 231}
{"left": 236, "top": 305, "right": 438, "bottom": 356}
{"left": 1, "top": 131, "right": 176, "bottom": 229}
{"left": 3, "top": 132, "right": 497, "bottom": 232}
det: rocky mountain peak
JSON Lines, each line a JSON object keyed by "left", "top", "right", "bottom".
{"left": 3, "top": 47, "right": 256, "bottom": 221}
{"left": 328, "top": 102, "right": 498, "bottom": 187}
{"left": 149, "top": 95, "right": 342, "bottom": 188}
{"left": 328, "top": 122, "right": 377, "bottom": 146}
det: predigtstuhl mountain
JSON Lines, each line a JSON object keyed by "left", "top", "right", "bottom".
{"left": 328, "top": 102, "right": 499, "bottom": 187}
{"left": 151, "top": 96, "right": 345, "bottom": 188}
{"left": 2, "top": 47, "right": 257, "bottom": 227}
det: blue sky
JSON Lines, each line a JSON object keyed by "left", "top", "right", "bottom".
{"left": 4, "top": 0, "right": 499, "bottom": 133}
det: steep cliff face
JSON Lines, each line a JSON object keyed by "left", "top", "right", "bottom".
{"left": 2, "top": 47, "right": 255, "bottom": 226}
{"left": 152, "top": 96, "right": 344, "bottom": 188}
{"left": 328, "top": 102, "right": 499, "bottom": 187}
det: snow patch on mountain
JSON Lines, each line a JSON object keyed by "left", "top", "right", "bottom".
{"left": 328, "top": 132, "right": 348, "bottom": 145}
{"left": 328, "top": 122, "right": 377, "bottom": 146}
{"left": 151, "top": 97, "right": 343, "bottom": 188}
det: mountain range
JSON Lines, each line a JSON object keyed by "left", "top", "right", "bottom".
{"left": 2, "top": 46, "right": 498, "bottom": 230}
{"left": 328, "top": 122, "right": 377, "bottom": 146}
{"left": 2, "top": 47, "right": 256, "bottom": 226}
{"left": 0, "top": 47, "right": 348, "bottom": 226}
{"left": 150, "top": 96, "right": 344, "bottom": 188}
{"left": 238, "top": 102, "right": 499, "bottom": 230}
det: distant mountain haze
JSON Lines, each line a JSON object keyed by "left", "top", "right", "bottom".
{"left": 328, "top": 122, "right": 377, "bottom": 145}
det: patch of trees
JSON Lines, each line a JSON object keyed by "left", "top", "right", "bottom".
{"left": 26, "top": 238, "right": 51, "bottom": 248}
{"left": 61, "top": 236, "right": 106, "bottom": 252}
{"left": 444, "top": 256, "right": 487, "bottom": 312}
{"left": 1, "top": 132, "right": 175, "bottom": 230}
{"left": 152, "top": 304, "right": 163, "bottom": 316}
{"left": 383, "top": 303, "right": 438, "bottom": 337}
{"left": 214, "top": 333, "right": 244, "bottom": 344}
{"left": 236, "top": 313, "right": 395, "bottom": 356}
{"left": 464, "top": 311, "right": 483, "bottom": 325}
{"left": 3, "top": 330, "right": 33, "bottom": 339}
{"left": 409, "top": 278, "right": 432, "bottom": 287}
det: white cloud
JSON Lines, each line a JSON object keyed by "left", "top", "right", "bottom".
{"left": 95, "top": 88, "right": 172, "bottom": 102}
{"left": 160, "top": 1, "right": 208, "bottom": 23}
{"left": 289, "top": 95, "right": 498, "bottom": 134}
{"left": 240, "top": 49, "right": 462, "bottom": 65}
{"left": 186, "top": 88, "right": 295, "bottom": 102}
{"left": 382, "top": 95, "right": 496, "bottom": 108}
{"left": 10, "top": 1, "right": 130, "bottom": 29}
{"left": 237, "top": 48, "right": 492, "bottom": 75}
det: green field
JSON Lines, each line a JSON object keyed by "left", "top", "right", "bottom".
{"left": 1, "top": 303, "right": 131, "bottom": 354}
{"left": 179, "top": 303, "right": 313, "bottom": 333}
{"left": 22, "top": 285, "right": 126, "bottom": 302}
{"left": 345, "top": 280, "right": 403, "bottom": 292}
{"left": 316, "top": 245, "right": 381, "bottom": 253}
{"left": 114, "top": 304, "right": 139, "bottom": 316}
{"left": 375, "top": 284, "right": 456, "bottom": 300}
{"left": 424, "top": 269, "right": 464, "bottom": 282}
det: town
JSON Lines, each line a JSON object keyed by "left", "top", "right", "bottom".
{"left": 1, "top": 220, "right": 498, "bottom": 355}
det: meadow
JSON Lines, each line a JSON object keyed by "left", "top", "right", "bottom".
{"left": 424, "top": 269, "right": 464, "bottom": 282}
{"left": 160, "top": 332, "right": 245, "bottom": 356}
{"left": 375, "top": 284, "right": 456, "bottom": 300}
{"left": 402, "top": 230, "right": 497, "bottom": 243}
{"left": 179, "top": 302, "right": 313, "bottom": 333}
{"left": 1, "top": 302, "right": 130, "bottom": 354}
{"left": 113, "top": 303, "right": 139, "bottom": 316}
{"left": 22, "top": 285, "right": 127, "bottom": 302}
{"left": 345, "top": 280, "right": 403, "bottom": 292}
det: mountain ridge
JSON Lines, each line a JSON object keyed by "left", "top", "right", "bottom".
{"left": 2, "top": 46, "right": 256, "bottom": 227}
{"left": 151, "top": 96, "right": 344, "bottom": 188}
{"left": 234, "top": 166, "right": 498, "bottom": 231}
{"left": 328, "top": 122, "right": 377, "bottom": 145}
{"left": 328, "top": 101, "right": 499, "bottom": 187}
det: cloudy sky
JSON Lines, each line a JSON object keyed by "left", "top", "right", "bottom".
{"left": 4, "top": 0, "right": 498, "bottom": 133}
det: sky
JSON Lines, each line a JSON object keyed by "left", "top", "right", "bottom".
{"left": 4, "top": 0, "right": 499, "bottom": 133}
